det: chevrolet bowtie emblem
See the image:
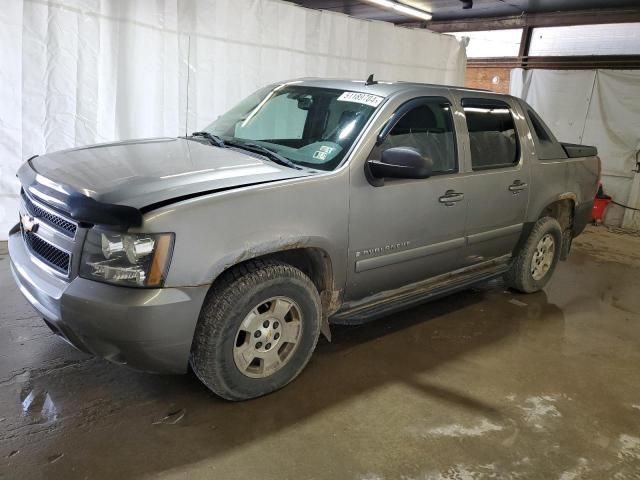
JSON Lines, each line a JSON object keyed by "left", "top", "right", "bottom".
{"left": 20, "top": 214, "right": 39, "bottom": 233}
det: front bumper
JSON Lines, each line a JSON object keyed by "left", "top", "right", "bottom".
{"left": 8, "top": 230, "right": 209, "bottom": 374}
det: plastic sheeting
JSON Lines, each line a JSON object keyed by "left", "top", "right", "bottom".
{"left": 510, "top": 68, "right": 640, "bottom": 229}
{"left": 0, "top": 0, "right": 466, "bottom": 239}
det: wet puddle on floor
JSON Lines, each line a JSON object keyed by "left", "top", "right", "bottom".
{"left": 2, "top": 228, "right": 640, "bottom": 479}
{"left": 17, "top": 372, "right": 60, "bottom": 424}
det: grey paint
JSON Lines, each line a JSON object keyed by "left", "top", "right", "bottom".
{"left": 8, "top": 79, "right": 600, "bottom": 373}
{"left": 449, "top": 91, "right": 532, "bottom": 263}
{"left": 26, "top": 136, "right": 313, "bottom": 208}
{"left": 9, "top": 228, "right": 208, "bottom": 374}
{"left": 466, "top": 223, "right": 524, "bottom": 246}
{"left": 355, "top": 237, "right": 466, "bottom": 274}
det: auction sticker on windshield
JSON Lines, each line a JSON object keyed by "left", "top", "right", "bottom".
{"left": 337, "top": 92, "right": 384, "bottom": 107}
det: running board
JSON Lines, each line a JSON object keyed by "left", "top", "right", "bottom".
{"left": 331, "top": 255, "right": 511, "bottom": 324}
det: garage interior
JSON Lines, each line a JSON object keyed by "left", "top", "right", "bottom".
{"left": 1, "top": 1, "right": 640, "bottom": 479}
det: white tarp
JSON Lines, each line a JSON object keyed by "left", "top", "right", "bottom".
{"left": 511, "top": 68, "right": 640, "bottom": 229}
{"left": 0, "top": 0, "right": 466, "bottom": 239}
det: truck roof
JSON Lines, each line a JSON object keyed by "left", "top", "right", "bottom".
{"left": 283, "top": 77, "right": 501, "bottom": 98}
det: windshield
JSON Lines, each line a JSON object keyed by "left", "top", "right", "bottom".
{"left": 204, "top": 84, "right": 383, "bottom": 171}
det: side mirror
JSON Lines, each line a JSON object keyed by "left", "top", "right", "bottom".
{"left": 297, "top": 95, "right": 313, "bottom": 110}
{"left": 368, "top": 147, "right": 433, "bottom": 180}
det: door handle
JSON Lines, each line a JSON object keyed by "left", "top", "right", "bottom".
{"left": 439, "top": 190, "right": 465, "bottom": 206}
{"left": 508, "top": 180, "right": 528, "bottom": 193}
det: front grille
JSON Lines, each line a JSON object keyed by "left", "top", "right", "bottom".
{"left": 21, "top": 191, "right": 77, "bottom": 237}
{"left": 22, "top": 230, "right": 71, "bottom": 274}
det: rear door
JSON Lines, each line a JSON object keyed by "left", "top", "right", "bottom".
{"left": 455, "top": 96, "right": 531, "bottom": 263}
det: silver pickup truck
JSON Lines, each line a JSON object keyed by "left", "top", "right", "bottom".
{"left": 9, "top": 78, "right": 599, "bottom": 400}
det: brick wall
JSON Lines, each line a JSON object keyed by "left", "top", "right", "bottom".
{"left": 464, "top": 67, "right": 512, "bottom": 94}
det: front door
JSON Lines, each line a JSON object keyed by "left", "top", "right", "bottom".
{"left": 456, "top": 97, "right": 530, "bottom": 263}
{"left": 345, "top": 97, "right": 468, "bottom": 302}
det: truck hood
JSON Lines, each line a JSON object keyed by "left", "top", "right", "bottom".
{"left": 23, "top": 137, "right": 312, "bottom": 210}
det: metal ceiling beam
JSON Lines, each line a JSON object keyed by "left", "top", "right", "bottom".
{"left": 517, "top": 26, "right": 532, "bottom": 67}
{"left": 467, "top": 55, "right": 640, "bottom": 70}
{"left": 426, "top": 8, "right": 640, "bottom": 32}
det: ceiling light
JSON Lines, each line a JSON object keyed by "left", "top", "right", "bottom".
{"left": 365, "top": 0, "right": 396, "bottom": 8}
{"left": 364, "top": 0, "right": 433, "bottom": 21}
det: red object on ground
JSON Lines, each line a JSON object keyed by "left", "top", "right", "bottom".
{"left": 592, "top": 198, "right": 611, "bottom": 222}
{"left": 592, "top": 183, "right": 612, "bottom": 222}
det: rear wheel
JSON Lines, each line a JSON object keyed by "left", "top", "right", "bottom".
{"left": 504, "top": 216, "right": 563, "bottom": 293}
{"left": 190, "top": 260, "right": 321, "bottom": 401}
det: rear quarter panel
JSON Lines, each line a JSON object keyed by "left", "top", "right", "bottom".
{"left": 527, "top": 154, "right": 600, "bottom": 222}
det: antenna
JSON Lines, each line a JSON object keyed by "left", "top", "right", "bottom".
{"left": 365, "top": 74, "right": 378, "bottom": 86}
{"left": 185, "top": 35, "right": 191, "bottom": 137}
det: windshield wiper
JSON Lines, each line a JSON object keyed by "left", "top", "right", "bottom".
{"left": 191, "top": 131, "right": 226, "bottom": 148}
{"left": 190, "top": 133, "right": 301, "bottom": 170}
{"left": 225, "top": 140, "right": 301, "bottom": 170}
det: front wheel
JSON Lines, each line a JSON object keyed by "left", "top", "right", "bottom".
{"left": 504, "top": 216, "right": 563, "bottom": 293}
{"left": 190, "top": 260, "right": 321, "bottom": 401}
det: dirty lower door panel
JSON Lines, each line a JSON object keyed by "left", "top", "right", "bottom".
{"left": 345, "top": 173, "right": 468, "bottom": 302}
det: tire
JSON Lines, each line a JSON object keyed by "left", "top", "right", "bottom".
{"left": 190, "top": 259, "right": 321, "bottom": 401}
{"left": 504, "top": 216, "right": 563, "bottom": 293}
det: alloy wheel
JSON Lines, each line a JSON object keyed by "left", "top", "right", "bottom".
{"left": 531, "top": 233, "right": 555, "bottom": 281}
{"left": 233, "top": 296, "right": 303, "bottom": 378}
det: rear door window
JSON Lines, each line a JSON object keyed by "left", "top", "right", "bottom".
{"left": 462, "top": 99, "right": 520, "bottom": 170}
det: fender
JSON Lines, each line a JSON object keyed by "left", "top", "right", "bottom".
{"left": 529, "top": 192, "right": 577, "bottom": 222}
{"left": 204, "top": 236, "right": 340, "bottom": 341}
{"left": 206, "top": 235, "right": 337, "bottom": 288}
{"left": 557, "top": 192, "right": 577, "bottom": 203}
{"left": 516, "top": 193, "right": 578, "bottom": 259}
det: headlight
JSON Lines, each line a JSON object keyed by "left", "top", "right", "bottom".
{"left": 80, "top": 230, "right": 175, "bottom": 288}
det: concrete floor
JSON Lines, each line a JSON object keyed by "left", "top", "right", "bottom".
{"left": 1, "top": 225, "right": 640, "bottom": 479}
